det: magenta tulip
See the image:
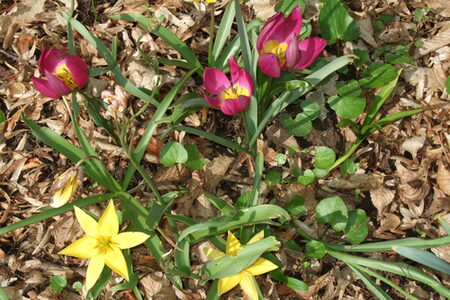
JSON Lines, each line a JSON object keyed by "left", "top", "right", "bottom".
{"left": 32, "top": 49, "right": 89, "bottom": 98}
{"left": 202, "top": 57, "right": 253, "bottom": 115}
{"left": 257, "top": 7, "right": 327, "bottom": 78}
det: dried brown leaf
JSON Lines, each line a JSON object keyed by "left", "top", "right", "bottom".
{"left": 436, "top": 161, "right": 450, "bottom": 195}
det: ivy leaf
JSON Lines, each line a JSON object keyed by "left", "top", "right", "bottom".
{"left": 160, "top": 141, "right": 188, "bottom": 167}
{"left": 319, "top": 0, "right": 359, "bottom": 44}
{"left": 316, "top": 196, "right": 348, "bottom": 232}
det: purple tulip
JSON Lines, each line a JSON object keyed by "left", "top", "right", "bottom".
{"left": 32, "top": 49, "right": 89, "bottom": 98}
{"left": 257, "top": 7, "right": 327, "bottom": 78}
{"left": 202, "top": 57, "right": 253, "bottom": 115}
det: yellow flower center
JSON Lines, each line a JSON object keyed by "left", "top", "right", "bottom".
{"left": 220, "top": 83, "right": 249, "bottom": 104}
{"left": 52, "top": 63, "right": 78, "bottom": 90}
{"left": 96, "top": 236, "right": 117, "bottom": 255}
{"left": 260, "top": 40, "right": 288, "bottom": 67}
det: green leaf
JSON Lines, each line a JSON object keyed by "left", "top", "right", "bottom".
{"left": 316, "top": 196, "right": 348, "bottom": 232}
{"left": 298, "top": 169, "right": 315, "bottom": 186}
{"left": 337, "top": 80, "right": 362, "bottom": 97}
{"left": 270, "top": 269, "right": 308, "bottom": 291}
{"left": 344, "top": 209, "right": 368, "bottom": 244}
{"left": 348, "top": 264, "right": 393, "bottom": 300}
{"left": 285, "top": 195, "right": 305, "bottom": 217}
{"left": 341, "top": 158, "right": 358, "bottom": 176}
{"left": 275, "top": 0, "right": 306, "bottom": 14}
{"left": 0, "top": 288, "right": 7, "bottom": 300}
{"left": 393, "top": 246, "right": 450, "bottom": 275}
{"left": 0, "top": 110, "right": 5, "bottom": 123}
{"left": 328, "top": 95, "right": 366, "bottom": 119}
{"left": 265, "top": 171, "right": 282, "bottom": 185}
{"left": 50, "top": 275, "right": 68, "bottom": 292}
{"left": 439, "top": 217, "right": 450, "bottom": 236}
{"left": 319, "top": 0, "right": 359, "bottom": 44}
{"left": 184, "top": 145, "right": 205, "bottom": 170}
{"left": 159, "top": 141, "right": 188, "bottom": 167}
{"left": 354, "top": 49, "right": 370, "bottom": 67}
{"left": 280, "top": 113, "right": 313, "bottom": 137}
{"left": 211, "top": 2, "right": 235, "bottom": 66}
{"left": 359, "top": 63, "right": 397, "bottom": 88}
{"left": 312, "top": 168, "right": 328, "bottom": 178}
{"left": 314, "top": 146, "right": 336, "bottom": 169}
{"left": 72, "top": 281, "right": 83, "bottom": 292}
{"left": 305, "top": 240, "right": 327, "bottom": 259}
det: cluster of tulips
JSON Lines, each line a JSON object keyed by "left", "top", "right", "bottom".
{"left": 32, "top": 6, "right": 326, "bottom": 299}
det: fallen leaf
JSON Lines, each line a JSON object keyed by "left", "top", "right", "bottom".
{"left": 436, "top": 161, "right": 450, "bottom": 195}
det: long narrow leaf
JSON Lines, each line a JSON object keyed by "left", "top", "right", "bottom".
{"left": 211, "top": 3, "right": 235, "bottom": 65}
{"left": 121, "top": 68, "right": 198, "bottom": 189}
{"left": 348, "top": 264, "right": 393, "bottom": 300}
{"left": 393, "top": 246, "right": 450, "bottom": 275}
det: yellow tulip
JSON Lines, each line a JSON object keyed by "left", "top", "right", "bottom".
{"left": 59, "top": 200, "right": 150, "bottom": 291}
{"left": 50, "top": 167, "right": 81, "bottom": 208}
{"left": 204, "top": 231, "right": 278, "bottom": 300}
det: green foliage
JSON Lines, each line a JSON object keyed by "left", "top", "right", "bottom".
{"left": 280, "top": 98, "right": 321, "bottom": 137}
{"left": 298, "top": 169, "right": 315, "bottom": 186}
{"left": 359, "top": 62, "right": 397, "bottom": 88}
{"left": 316, "top": 196, "right": 348, "bottom": 232}
{"left": 72, "top": 281, "right": 83, "bottom": 292}
{"left": 305, "top": 240, "right": 327, "bottom": 259}
{"left": 50, "top": 275, "right": 68, "bottom": 292}
{"left": 0, "top": 110, "right": 5, "bottom": 123}
{"left": 344, "top": 209, "right": 368, "bottom": 244}
{"left": 314, "top": 146, "right": 336, "bottom": 169}
{"left": 328, "top": 95, "right": 366, "bottom": 119}
{"left": 159, "top": 141, "right": 188, "bottom": 167}
{"left": 184, "top": 145, "right": 205, "bottom": 170}
{"left": 265, "top": 170, "right": 282, "bottom": 185}
{"left": 319, "top": 0, "right": 359, "bottom": 44}
{"left": 446, "top": 76, "right": 450, "bottom": 94}
{"left": 275, "top": 0, "right": 306, "bottom": 15}
{"left": 285, "top": 195, "right": 306, "bottom": 217}
{"left": 393, "top": 246, "right": 450, "bottom": 275}
{"left": 353, "top": 49, "right": 371, "bottom": 67}
{"left": 271, "top": 269, "right": 309, "bottom": 291}
{"left": 340, "top": 158, "right": 360, "bottom": 176}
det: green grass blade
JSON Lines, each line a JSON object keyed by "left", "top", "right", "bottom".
{"left": 393, "top": 246, "right": 450, "bottom": 275}
{"left": 348, "top": 264, "right": 393, "bottom": 300}
{"left": 121, "top": 68, "right": 198, "bottom": 190}
{"left": 0, "top": 193, "right": 115, "bottom": 236}
{"left": 173, "top": 125, "right": 251, "bottom": 155}
{"left": 248, "top": 152, "right": 264, "bottom": 207}
{"left": 204, "top": 192, "right": 236, "bottom": 217}
{"left": 179, "top": 204, "right": 290, "bottom": 242}
{"left": 363, "top": 70, "right": 401, "bottom": 127}
{"left": 328, "top": 250, "right": 450, "bottom": 298}
{"left": 0, "top": 287, "right": 7, "bottom": 300}
{"left": 439, "top": 217, "right": 450, "bottom": 235}
{"left": 326, "top": 236, "right": 450, "bottom": 252}
{"left": 211, "top": 2, "right": 235, "bottom": 65}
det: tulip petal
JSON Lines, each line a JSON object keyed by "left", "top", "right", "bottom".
{"left": 239, "top": 272, "right": 259, "bottom": 300}
{"left": 201, "top": 89, "right": 221, "bottom": 109}
{"left": 204, "top": 67, "right": 230, "bottom": 95}
{"left": 204, "top": 248, "right": 226, "bottom": 260}
{"left": 32, "top": 77, "right": 62, "bottom": 98}
{"left": 218, "top": 274, "right": 241, "bottom": 296}
{"left": 221, "top": 96, "right": 251, "bottom": 115}
{"left": 285, "top": 39, "right": 300, "bottom": 68}
{"left": 38, "top": 49, "right": 50, "bottom": 74}
{"left": 74, "top": 206, "right": 98, "bottom": 237}
{"left": 247, "top": 231, "right": 265, "bottom": 245}
{"left": 257, "top": 7, "right": 302, "bottom": 50}
{"left": 45, "top": 71, "right": 72, "bottom": 96}
{"left": 86, "top": 255, "right": 105, "bottom": 291}
{"left": 229, "top": 57, "right": 253, "bottom": 95}
{"left": 105, "top": 246, "right": 129, "bottom": 281}
{"left": 40, "top": 49, "right": 67, "bottom": 74}
{"left": 112, "top": 232, "right": 150, "bottom": 249}
{"left": 225, "top": 231, "right": 242, "bottom": 256}
{"left": 258, "top": 53, "right": 281, "bottom": 78}
{"left": 295, "top": 37, "right": 327, "bottom": 69}
{"left": 58, "top": 236, "right": 98, "bottom": 258}
{"left": 65, "top": 55, "right": 89, "bottom": 88}
{"left": 98, "top": 200, "right": 119, "bottom": 237}
{"left": 245, "top": 258, "right": 278, "bottom": 276}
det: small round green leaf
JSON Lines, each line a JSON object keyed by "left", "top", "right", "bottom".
{"left": 314, "top": 146, "right": 336, "bottom": 170}
{"left": 344, "top": 209, "right": 368, "bottom": 244}
{"left": 328, "top": 95, "right": 366, "bottom": 119}
{"left": 72, "top": 281, "right": 83, "bottom": 292}
{"left": 159, "top": 141, "right": 188, "bottom": 167}
{"left": 298, "top": 169, "right": 315, "bottom": 186}
{"left": 265, "top": 171, "right": 282, "bottom": 185}
{"left": 305, "top": 240, "right": 327, "bottom": 259}
{"left": 285, "top": 195, "right": 305, "bottom": 217}
{"left": 50, "top": 275, "right": 68, "bottom": 292}
{"left": 316, "top": 196, "right": 348, "bottom": 232}
{"left": 184, "top": 144, "right": 205, "bottom": 170}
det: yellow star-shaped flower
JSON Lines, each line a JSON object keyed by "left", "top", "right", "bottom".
{"left": 59, "top": 200, "right": 150, "bottom": 291}
{"left": 204, "top": 231, "right": 278, "bottom": 300}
